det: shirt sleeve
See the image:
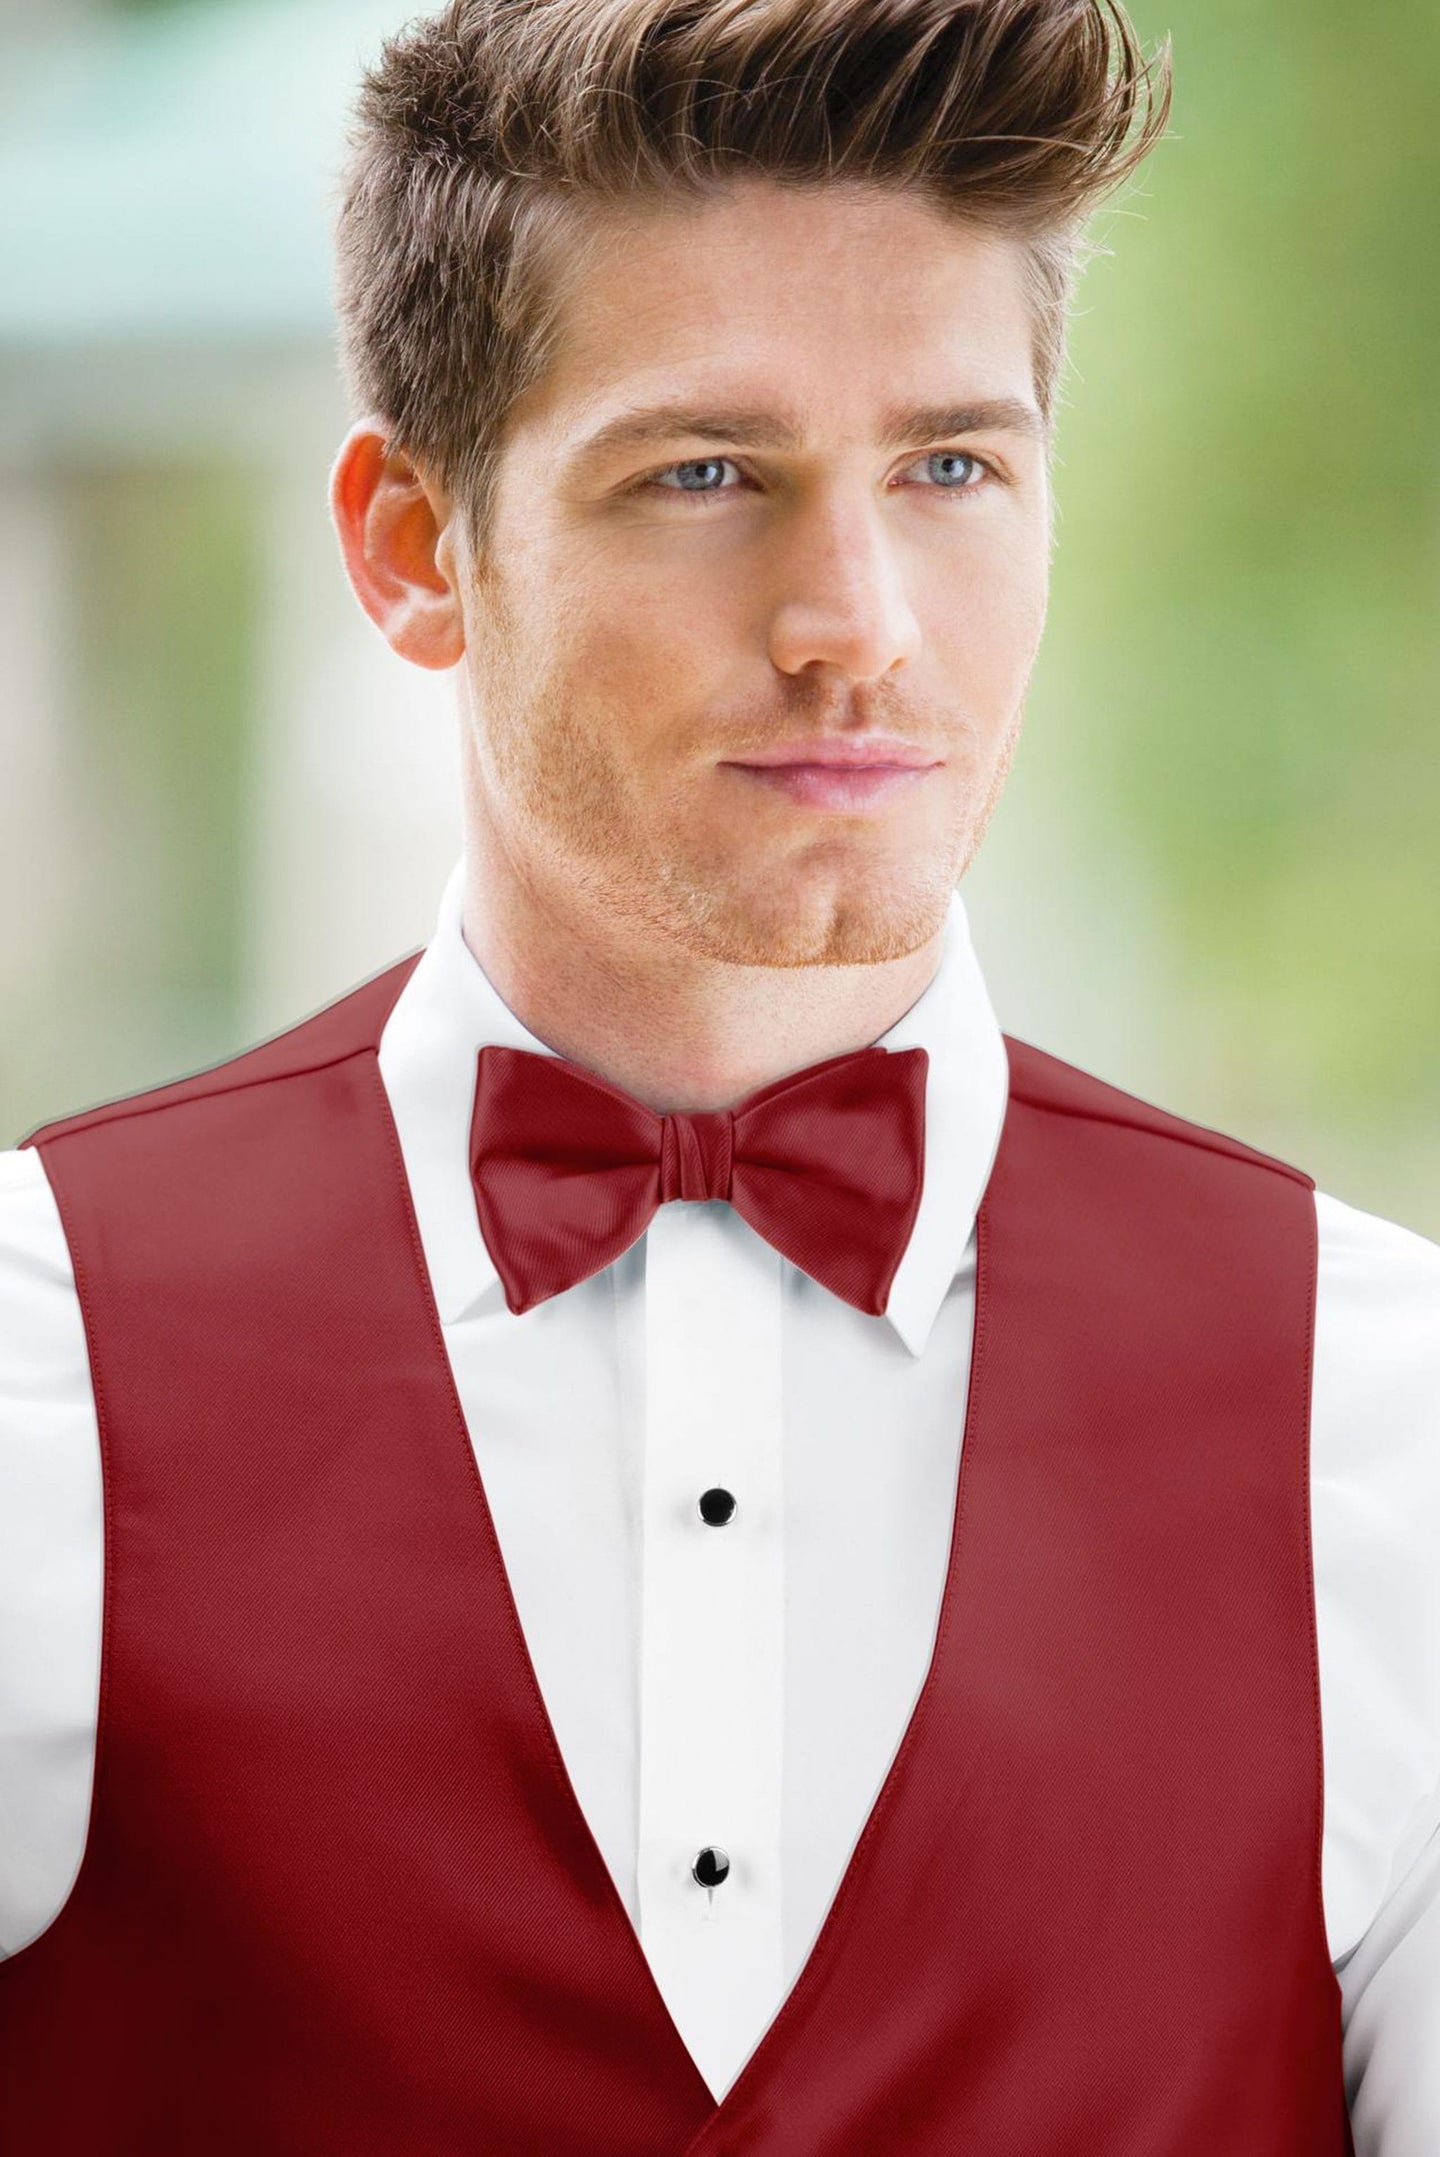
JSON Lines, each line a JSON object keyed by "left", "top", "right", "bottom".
{"left": 1341, "top": 1799, "right": 1440, "bottom": 2155}
{"left": 1313, "top": 1188, "right": 1440, "bottom": 2153}
{"left": 0, "top": 1143, "right": 102, "bottom": 1958}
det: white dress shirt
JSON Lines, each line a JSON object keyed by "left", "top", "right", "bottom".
{"left": 1, "top": 855, "right": 1438, "bottom": 2146}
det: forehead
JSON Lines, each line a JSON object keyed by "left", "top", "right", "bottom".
{"left": 516, "top": 179, "right": 1037, "bottom": 447}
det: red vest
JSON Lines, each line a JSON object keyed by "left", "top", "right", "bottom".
{"left": 0, "top": 955, "right": 1353, "bottom": 2154}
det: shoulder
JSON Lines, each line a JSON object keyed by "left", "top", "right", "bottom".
{"left": 1315, "top": 1181, "right": 1440, "bottom": 1298}
{"left": 0, "top": 1143, "right": 77, "bottom": 1297}
{"left": 1001, "top": 1033, "right": 1312, "bottom": 1187}
{"left": 18, "top": 949, "right": 423, "bottom": 1153}
{"left": 0, "top": 1141, "right": 90, "bottom": 1421}
{"left": 1313, "top": 1184, "right": 1440, "bottom": 1436}
{"left": 1308, "top": 1187, "right": 1440, "bottom": 1949}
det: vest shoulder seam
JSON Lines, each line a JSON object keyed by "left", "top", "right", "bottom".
{"left": 1002, "top": 1036, "right": 1313, "bottom": 1189}
{"left": 19, "top": 951, "right": 424, "bottom": 1150}
{"left": 23, "top": 1039, "right": 376, "bottom": 1148}
{"left": 1009, "top": 1086, "right": 1310, "bottom": 1183}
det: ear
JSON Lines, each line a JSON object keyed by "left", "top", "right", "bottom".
{"left": 328, "top": 418, "right": 466, "bottom": 671}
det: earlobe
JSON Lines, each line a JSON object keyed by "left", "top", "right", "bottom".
{"left": 328, "top": 418, "right": 466, "bottom": 671}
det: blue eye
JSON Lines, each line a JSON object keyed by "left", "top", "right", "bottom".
{"left": 924, "top": 450, "right": 987, "bottom": 491}
{"left": 637, "top": 449, "right": 996, "bottom": 505}
{"left": 648, "top": 456, "right": 737, "bottom": 498}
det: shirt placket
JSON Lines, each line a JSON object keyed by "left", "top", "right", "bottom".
{"left": 635, "top": 1196, "right": 787, "bottom": 2099}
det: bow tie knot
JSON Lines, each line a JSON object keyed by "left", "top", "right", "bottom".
{"left": 469, "top": 1040, "right": 929, "bottom": 1317}
{"left": 658, "top": 1108, "right": 735, "bottom": 1204}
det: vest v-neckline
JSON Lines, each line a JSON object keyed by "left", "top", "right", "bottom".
{"left": 371, "top": 1045, "right": 985, "bottom": 2147}
{"left": 5, "top": 972, "right": 1348, "bottom": 2153}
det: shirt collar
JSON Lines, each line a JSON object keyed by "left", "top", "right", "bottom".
{"left": 378, "top": 855, "right": 1009, "bottom": 1358}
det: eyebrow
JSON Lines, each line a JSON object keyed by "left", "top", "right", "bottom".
{"left": 567, "top": 395, "right": 1046, "bottom": 471}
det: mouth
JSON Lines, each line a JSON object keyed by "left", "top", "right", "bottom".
{"left": 720, "top": 761, "right": 939, "bottom": 810}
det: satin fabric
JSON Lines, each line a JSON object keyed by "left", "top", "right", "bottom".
{"left": 469, "top": 1039, "right": 929, "bottom": 1316}
{"left": 0, "top": 952, "right": 1352, "bottom": 2153}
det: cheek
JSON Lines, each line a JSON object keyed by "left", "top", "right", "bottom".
{"left": 929, "top": 615, "right": 1036, "bottom": 732}
{"left": 549, "top": 585, "right": 735, "bottom": 753}
{"left": 937, "top": 539, "right": 1048, "bottom": 699}
{"left": 505, "top": 621, "right": 694, "bottom": 817}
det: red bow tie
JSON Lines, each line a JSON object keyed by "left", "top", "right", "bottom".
{"left": 469, "top": 1041, "right": 929, "bottom": 1317}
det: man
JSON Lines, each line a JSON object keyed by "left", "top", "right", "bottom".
{"left": 0, "top": 0, "right": 1435, "bottom": 2148}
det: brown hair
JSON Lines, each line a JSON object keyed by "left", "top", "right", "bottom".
{"left": 332, "top": 0, "right": 1172, "bottom": 556}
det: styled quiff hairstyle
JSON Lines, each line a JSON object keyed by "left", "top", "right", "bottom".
{"left": 333, "top": 0, "right": 1171, "bottom": 556}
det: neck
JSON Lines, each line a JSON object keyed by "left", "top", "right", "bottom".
{"left": 458, "top": 850, "right": 946, "bottom": 1119}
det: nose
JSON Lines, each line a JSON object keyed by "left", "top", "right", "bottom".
{"left": 765, "top": 490, "right": 922, "bottom": 683}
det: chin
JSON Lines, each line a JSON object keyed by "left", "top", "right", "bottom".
{"left": 683, "top": 864, "right": 954, "bottom": 969}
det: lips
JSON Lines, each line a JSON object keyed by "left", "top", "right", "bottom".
{"left": 724, "top": 761, "right": 937, "bottom": 810}
{"left": 727, "top": 737, "right": 941, "bottom": 770}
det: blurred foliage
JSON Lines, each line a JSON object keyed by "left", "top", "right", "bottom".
{"left": 1, "top": 0, "right": 1435, "bottom": 1228}
{"left": 52, "top": 464, "right": 261, "bottom": 1113}
{"left": 1027, "top": 0, "right": 1439, "bottom": 1192}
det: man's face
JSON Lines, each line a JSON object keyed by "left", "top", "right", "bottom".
{"left": 453, "top": 178, "right": 1052, "bottom": 968}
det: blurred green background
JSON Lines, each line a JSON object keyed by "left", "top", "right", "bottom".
{"left": 0, "top": 0, "right": 1436, "bottom": 1235}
